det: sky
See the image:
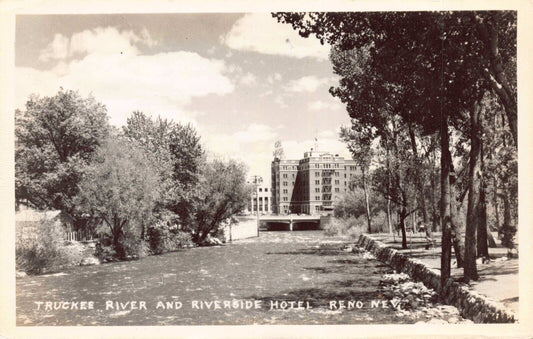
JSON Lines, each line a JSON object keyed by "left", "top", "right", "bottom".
{"left": 15, "top": 13, "right": 353, "bottom": 184}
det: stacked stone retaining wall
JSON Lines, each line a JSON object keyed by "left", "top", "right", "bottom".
{"left": 357, "top": 234, "right": 516, "bottom": 323}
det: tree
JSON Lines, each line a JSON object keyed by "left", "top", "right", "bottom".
{"left": 15, "top": 89, "right": 109, "bottom": 228}
{"left": 273, "top": 10, "right": 516, "bottom": 285}
{"left": 333, "top": 177, "right": 385, "bottom": 222}
{"left": 123, "top": 111, "right": 205, "bottom": 226}
{"left": 371, "top": 119, "right": 419, "bottom": 249}
{"left": 182, "top": 159, "right": 250, "bottom": 244}
{"left": 76, "top": 136, "right": 159, "bottom": 258}
{"left": 340, "top": 125, "right": 374, "bottom": 233}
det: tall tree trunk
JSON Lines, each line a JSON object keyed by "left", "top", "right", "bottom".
{"left": 386, "top": 148, "right": 393, "bottom": 234}
{"left": 430, "top": 166, "right": 439, "bottom": 232}
{"left": 387, "top": 200, "right": 393, "bottom": 234}
{"left": 475, "top": 14, "right": 517, "bottom": 146}
{"left": 502, "top": 191, "right": 511, "bottom": 230}
{"left": 493, "top": 176, "right": 501, "bottom": 231}
{"left": 440, "top": 111, "right": 453, "bottom": 288}
{"left": 477, "top": 183, "right": 489, "bottom": 257}
{"left": 408, "top": 123, "right": 430, "bottom": 238}
{"left": 477, "top": 142, "right": 489, "bottom": 258}
{"left": 400, "top": 204, "right": 408, "bottom": 249}
{"left": 465, "top": 103, "right": 482, "bottom": 282}
{"left": 449, "top": 170, "right": 464, "bottom": 268}
{"left": 361, "top": 167, "right": 372, "bottom": 234}
{"left": 500, "top": 189, "right": 515, "bottom": 254}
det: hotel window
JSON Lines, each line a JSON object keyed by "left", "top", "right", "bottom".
{"left": 259, "top": 188, "right": 262, "bottom": 192}
{"left": 335, "top": 172, "right": 339, "bottom": 177}
{"left": 283, "top": 181, "right": 287, "bottom": 186}
{"left": 315, "top": 180, "right": 320, "bottom": 185}
{"left": 315, "top": 196, "right": 320, "bottom": 200}
{"left": 283, "top": 173, "right": 288, "bottom": 178}
{"left": 315, "top": 188, "right": 320, "bottom": 193}
{"left": 335, "top": 188, "right": 340, "bottom": 192}
{"left": 315, "top": 172, "right": 320, "bottom": 177}
{"left": 335, "top": 180, "right": 339, "bottom": 185}
{"left": 283, "top": 197, "right": 288, "bottom": 201}
{"left": 283, "top": 189, "right": 288, "bottom": 194}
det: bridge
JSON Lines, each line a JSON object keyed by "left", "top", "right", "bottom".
{"left": 258, "top": 215, "right": 324, "bottom": 231}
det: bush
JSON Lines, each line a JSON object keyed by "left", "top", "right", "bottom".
{"left": 323, "top": 216, "right": 366, "bottom": 239}
{"left": 94, "top": 241, "right": 117, "bottom": 262}
{"left": 499, "top": 224, "right": 517, "bottom": 257}
{"left": 147, "top": 221, "right": 193, "bottom": 254}
{"left": 117, "top": 231, "right": 143, "bottom": 259}
{"left": 16, "top": 219, "right": 80, "bottom": 274}
{"left": 371, "top": 211, "right": 388, "bottom": 233}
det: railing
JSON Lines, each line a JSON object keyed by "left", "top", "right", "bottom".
{"left": 64, "top": 230, "right": 98, "bottom": 242}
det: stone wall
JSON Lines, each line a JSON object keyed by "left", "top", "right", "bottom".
{"left": 356, "top": 234, "right": 516, "bottom": 323}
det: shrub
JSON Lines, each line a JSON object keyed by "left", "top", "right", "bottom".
{"left": 371, "top": 211, "right": 388, "bottom": 233}
{"left": 16, "top": 219, "right": 79, "bottom": 274}
{"left": 499, "top": 224, "right": 517, "bottom": 257}
{"left": 324, "top": 216, "right": 366, "bottom": 239}
{"left": 147, "top": 221, "right": 193, "bottom": 254}
{"left": 117, "top": 231, "right": 143, "bottom": 259}
{"left": 94, "top": 241, "right": 117, "bottom": 262}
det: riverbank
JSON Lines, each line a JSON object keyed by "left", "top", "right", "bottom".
{"left": 356, "top": 233, "right": 518, "bottom": 323}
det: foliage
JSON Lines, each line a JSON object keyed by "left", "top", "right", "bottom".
{"left": 274, "top": 12, "right": 516, "bottom": 142}
{"left": 76, "top": 135, "right": 160, "bottom": 259}
{"left": 499, "top": 225, "right": 516, "bottom": 253}
{"left": 182, "top": 159, "right": 250, "bottom": 244}
{"left": 123, "top": 111, "right": 205, "bottom": 237}
{"left": 15, "top": 89, "right": 109, "bottom": 225}
{"left": 16, "top": 218, "right": 81, "bottom": 274}
{"left": 147, "top": 220, "right": 193, "bottom": 254}
{"left": 323, "top": 216, "right": 365, "bottom": 239}
{"left": 333, "top": 182, "right": 385, "bottom": 220}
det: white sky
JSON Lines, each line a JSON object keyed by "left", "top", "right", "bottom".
{"left": 15, "top": 13, "right": 353, "bottom": 183}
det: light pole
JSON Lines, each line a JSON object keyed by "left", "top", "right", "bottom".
{"left": 250, "top": 175, "right": 263, "bottom": 237}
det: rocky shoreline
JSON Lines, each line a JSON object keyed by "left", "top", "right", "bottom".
{"left": 356, "top": 234, "right": 517, "bottom": 323}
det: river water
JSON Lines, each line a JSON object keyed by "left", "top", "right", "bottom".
{"left": 16, "top": 230, "right": 463, "bottom": 325}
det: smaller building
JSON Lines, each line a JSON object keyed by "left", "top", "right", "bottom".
{"left": 246, "top": 184, "right": 271, "bottom": 215}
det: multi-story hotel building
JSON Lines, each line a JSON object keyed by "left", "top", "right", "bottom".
{"left": 271, "top": 149, "right": 357, "bottom": 215}
{"left": 270, "top": 159, "right": 299, "bottom": 214}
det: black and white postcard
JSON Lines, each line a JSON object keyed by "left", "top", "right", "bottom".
{"left": 1, "top": 1, "right": 532, "bottom": 338}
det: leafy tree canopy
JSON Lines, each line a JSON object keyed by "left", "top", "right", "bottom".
{"left": 274, "top": 12, "right": 516, "bottom": 143}
{"left": 15, "top": 89, "right": 110, "bottom": 218}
